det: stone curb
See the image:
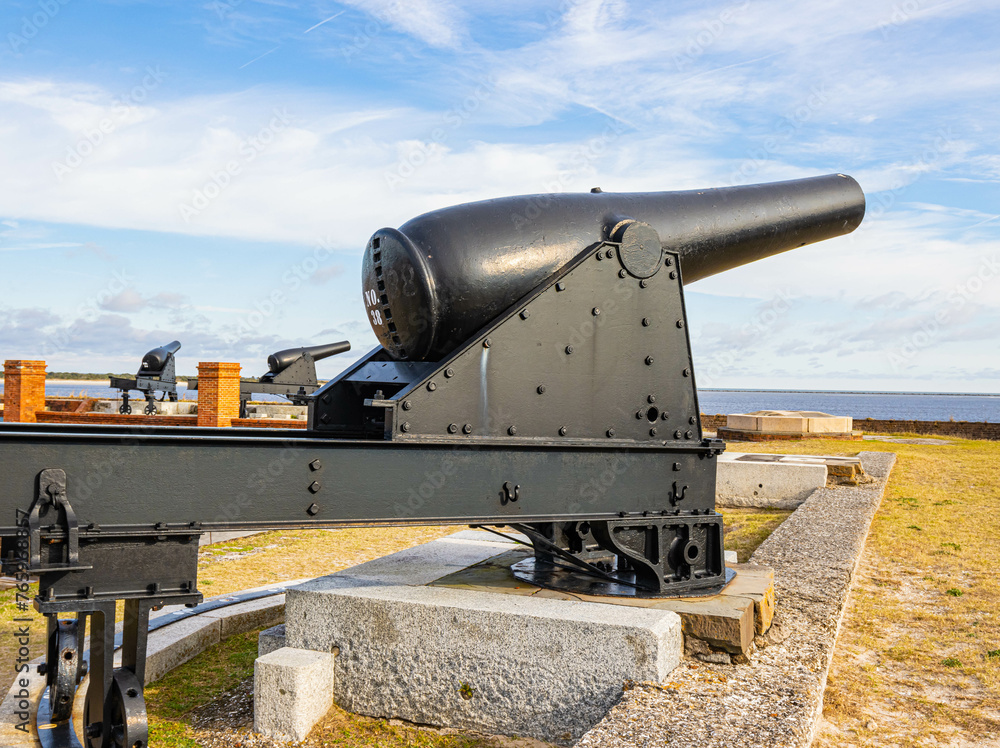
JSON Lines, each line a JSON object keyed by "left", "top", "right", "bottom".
{"left": 575, "top": 451, "right": 896, "bottom": 748}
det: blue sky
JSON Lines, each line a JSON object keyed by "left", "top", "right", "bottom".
{"left": 0, "top": 0, "right": 998, "bottom": 392}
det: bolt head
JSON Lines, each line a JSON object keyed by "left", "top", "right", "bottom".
{"left": 556, "top": 282, "right": 566, "bottom": 291}
{"left": 402, "top": 400, "right": 412, "bottom": 410}
{"left": 565, "top": 345, "right": 574, "bottom": 354}
{"left": 662, "top": 411, "right": 670, "bottom": 420}
{"left": 308, "top": 481, "right": 322, "bottom": 493}
{"left": 689, "top": 416, "right": 696, "bottom": 425}
{"left": 537, "top": 385, "right": 546, "bottom": 394}
{"left": 642, "top": 317, "right": 651, "bottom": 327}
{"left": 508, "top": 426, "right": 517, "bottom": 436}
{"left": 674, "top": 430, "right": 682, "bottom": 439}
{"left": 401, "top": 421, "right": 411, "bottom": 432}
{"left": 427, "top": 382, "right": 437, "bottom": 391}
{"left": 676, "top": 319, "right": 685, "bottom": 328}
{"left": 649, "top": 427, "right": 658, "bottom": 436}
{"left": 605, "top": 248, "right": 614, "bottom": 259}
{"left": 445, "top": 367, "right": 455, "bottom": 378}
{"left": 309, "top": 459, "right": 322, "bottom": 471}
{"left": 670, "top": 270, "right": 678, "bottom": 280}
{"left": 685, "top": 430, "right": 694, "bottom": 439}
{"left": 648, "top": 394, "right": 656, "bottom": 404}
{"left": 665, "top": 256, "right": 673, "bottom": 266}
{"left": 673, "top": 462, "right": 681, "bottom": 471}
{"left": 448, "top": 423, "right": 458, "bottom": 434}
{"left": 483, "top": 338, "right": 492, "bottom": 348}
{"left": 592, "top": 307, "right": 601, "bottom": 316}
{"left": 307, "top": 502, "right": 320, "bottom": 516}
{"left": 596, "top": 251, "right": 604, "bottom": 261}
{"left": 463, "top": 423, "right": 472, "bottom": 434}
{"left": 520, "top": 309, "right": 530, "bottom": 319}
{"left": 639, "top": 279, "right": 648, "bottom": 288}
{"left": 645, "top": 356, "right": 654, "bottom": 365}
{"left": 618, "top": 269, "right": 627, "bottom": 278}
{"left": 559, "top": 426, "right": 568, "bottom": 436}
{"left": 607, "top": 428, "right": 616, "bottom": 438}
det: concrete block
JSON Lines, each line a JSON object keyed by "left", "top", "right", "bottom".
{"left": 258, "top": 624, "right": 287, "bottom": 657}
{"left": 757, "top": 415, "right": 809, "bottom": 433}
{"left": 254, "top": 647, "right": 336, "bottom": 742}
{"left": 808, "top": 416, "right": 852, "bottom": 433}
{"left": 716, "top": 452, "right": 826, "bottom": 508}
{"left": 726, "top": 414, "right": 759, "bottom": 430}
{"left": 284, "top": 580, "right": 681, "bottom": 744}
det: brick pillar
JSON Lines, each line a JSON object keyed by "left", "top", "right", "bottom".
{"left": 3, "top": 360, "right": 47, "bottom": 423}
{"left": 197, "top": 362, "right": 241, "bottom": 427}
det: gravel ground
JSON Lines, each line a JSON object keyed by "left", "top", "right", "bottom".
{"left": 575, "top": 452, "right": 896, "bottom": 748}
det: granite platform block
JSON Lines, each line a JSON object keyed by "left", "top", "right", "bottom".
{"left": 284, "top": 552, "right": 683, "bottom": 744}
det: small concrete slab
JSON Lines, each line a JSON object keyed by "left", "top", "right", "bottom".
{"left": 717, "top": 452, "right": 827, "bottom": 508}
{"left": 254, "top": 647, "right": 335, "bottom": 742}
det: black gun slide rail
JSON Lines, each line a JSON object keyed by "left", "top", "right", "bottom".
{"left": 0, "top": 174, "right": 865, "bottom": 747}
{"left": 0, "top": 581, "right": 298, "bottom": 747}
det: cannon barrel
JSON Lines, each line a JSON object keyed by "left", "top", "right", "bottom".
{"left": 362, "top": 174, "right": 864, "bottom": 361}
{"left": 139, "top": 340, "right": 181, "bottom": 372}
{"left": 267, "top": 341, "right": 351, "bottom": 374}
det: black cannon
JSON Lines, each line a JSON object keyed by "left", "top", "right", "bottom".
{"left": 109, "top": 340, "right": 181, "bottom": 415}
{"left": 0, "top": 174, "right": 864, "bottom": 746}
{"left": 188, "top": 341, "right": 351, "bottom": 417}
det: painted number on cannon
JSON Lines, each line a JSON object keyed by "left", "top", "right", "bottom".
{"left": 364, "top": 289, "right": 383, "bottom": 326}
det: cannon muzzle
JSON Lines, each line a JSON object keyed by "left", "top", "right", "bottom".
{"left": 362, "top": 174, "right": 864, "bottom": 361}
{"left": 139, "top": 340, "right": 181, "bottom": 373}
{"left": 267, "top": 341, "right": 351, "bottom": 375}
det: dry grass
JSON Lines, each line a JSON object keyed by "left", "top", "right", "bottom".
{"left": 735, "top": 435, "right": 1000, "bottom": 747}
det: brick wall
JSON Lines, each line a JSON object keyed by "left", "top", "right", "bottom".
{"left": 3, "top": 360, "right": 47, "bottom": 422}
{"left": 700, "top": 414, "right": 728, "bottom": 430}
{"left": 852, "top": 417, "right": 1000, "bottom": 441}
{"left": 35, "top": 412, "right": 198, "bottom": 427}
{"left": 231, "top": 418, "right": 309, "bottom": 429}
{"left": 196, "top": 362, "right": 241, "bottom": 427}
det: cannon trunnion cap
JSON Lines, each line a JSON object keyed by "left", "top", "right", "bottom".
{"left": 361, "top": 228, "right": 437, "bottom": 360}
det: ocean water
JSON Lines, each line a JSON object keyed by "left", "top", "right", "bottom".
{"left": 1, "top": 384, "right": 998, "bottom": 423}
{"left": 698, "top": 390, "right": 1000, "bottom": 423}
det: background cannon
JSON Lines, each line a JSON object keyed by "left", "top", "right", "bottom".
{"left": 0, "top": 174, "right": 864, "bottom": 746}
{"left": 109, "top": 340, "right": 182, "bottom": 415}
{"left": 188, "top": 341, "right": 351, "bottom": 417}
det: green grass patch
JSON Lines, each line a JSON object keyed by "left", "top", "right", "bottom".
{"left": 720, "top": 507, "right": 792, "bottom": 562}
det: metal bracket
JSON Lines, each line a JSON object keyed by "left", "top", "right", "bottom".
{"left": 28, "top": 469, "right": 87, "bottom": 572}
